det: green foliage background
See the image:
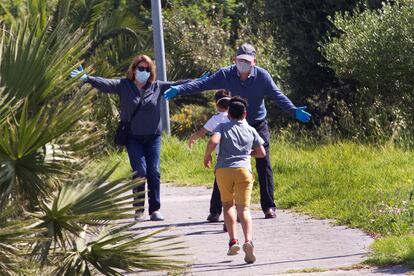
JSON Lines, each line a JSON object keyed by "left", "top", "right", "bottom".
{"left": 3, "top": 0, "right": 411, "bottom": 146}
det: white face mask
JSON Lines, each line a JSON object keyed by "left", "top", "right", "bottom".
{"left": 236, "top": 60, "right": 252, "bottom": 73}
{"left": 135, "top": 70, "right": 150, "bottom": 83}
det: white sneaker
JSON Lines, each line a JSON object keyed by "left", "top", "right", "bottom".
{"left": 243, "top": 241, "right": 256, "bottom": 264}
{"left": 150, "top": 211, "right": 164, "bottom": 221}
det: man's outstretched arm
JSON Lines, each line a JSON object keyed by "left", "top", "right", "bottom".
{"left": 164, "top": 69, "right": 227, "bottom": 100}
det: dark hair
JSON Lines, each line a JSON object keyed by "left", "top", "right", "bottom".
{"left": 228, "top": 96, "right": 248, "bottom": 119}
{"left": 216, "top": 97, "right": 230, "bottom": 110}
{"left": 214, "top": 90, "right": 230, "bottom": 102}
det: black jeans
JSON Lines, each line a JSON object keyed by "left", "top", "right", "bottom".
{"left": 253, "top": 120, "right": 276, "bottom": 211}
{"left": 208, "top": 120, "right": 276, "bottom": 214}
{"left": 209, "top": 177, "right": 222, "bottom": 215}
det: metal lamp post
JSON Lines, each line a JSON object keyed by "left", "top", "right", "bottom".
{"left": 151, "top": 0, "right": 170, "bottom": 135}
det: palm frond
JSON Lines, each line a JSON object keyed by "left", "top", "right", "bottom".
{"left": 27, "top": 0, "right": 48, "bottom": 32}
{"left": 0, "top": 206, "right": 40, "bottom": 276}
{"left": 0, "top": 159, "right": 14, "bottom": 208}
{"left": 0, "top": 18, "right": 89, "bottom": 105}
{"left": 0, "top": 90, "right": 93, "bottom": 207}
{"left": 82, "top": 7, "right": 149, "bottom": 61}
{"left": 85, "top": 27, "right": 139, "bottom": 60}
{"left": 0, "top": 1, "right": 22, "bottom": 26}
{"left": 0, "top": 88, "right": 20, "bottom": 129}
{"left": 54, "top": 224, "right": 186, "bottom": 275}
{"left": 50, "top": 0, "right": 73, "bottom": 31}
{"left": 31, "top": 164, "right": 145, "bottom": 263}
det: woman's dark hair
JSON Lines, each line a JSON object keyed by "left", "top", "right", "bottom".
{"left": 228, "top": 96, "right": 248, "bottom": 119}
{"left": 126, "top": 54, "right": 156, "bottom": 84}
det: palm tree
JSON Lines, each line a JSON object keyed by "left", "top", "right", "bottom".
{"left": 0, "top": 18, "right": 92, "bottom": 209}
{"left": 0, "top": 1, "right": 186, "bottom": 274}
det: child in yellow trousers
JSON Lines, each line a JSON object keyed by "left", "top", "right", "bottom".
{"left": 204, "top": 96, "right": 265, "bottom": 264}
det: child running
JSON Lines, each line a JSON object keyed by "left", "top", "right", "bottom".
{"left": 188, "top": 90, "right": 230, "bottom": 223}
{"left": 204, "top": 96, "right": 265, "bottom": 264}
{"left": 188, "top": 90, "right": 230, "bottom": 150}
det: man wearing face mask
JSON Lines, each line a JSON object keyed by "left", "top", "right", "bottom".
{"left": 164, "top": 43, "right": 311, "bottom": 220}
{"left": 70, "top": 55, "right": 208, "bottom": 222}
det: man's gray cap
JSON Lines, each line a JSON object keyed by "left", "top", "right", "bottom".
{"left": 236, "top": 43, "right": 256, "bottom": 62}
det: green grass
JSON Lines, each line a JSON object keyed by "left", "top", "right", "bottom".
{"left": 365, "top": 235, "right": 414, "bottom": 267}
{"left": 272, "top": 142, "right": 414, "bottom": 236}
{"left": 88, "top": 135, "right": 414, "bottom": 268}
{"left": 160, "top": 135, "right": 215, "bottom": 186}
{"left": 86, "top": 150, "right": 132, "bottom": 181}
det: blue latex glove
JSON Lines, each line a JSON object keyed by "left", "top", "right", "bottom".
{"left": 295, "top": 106, "right": 311, "bottom": 123}
{"left": 196, "top": 71, "right": 210, "bottom": 81}
{"left": 163, "top": 86, "right": 179, "bottom": 100}
{"left": 70, "top": 65, "right": 87, "bottom": 81}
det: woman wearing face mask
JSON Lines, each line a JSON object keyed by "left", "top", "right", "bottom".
{"left": 70, "top": 55, "right": 202, "bottom": 221}
{"left": 163, "top": 43, "right": 312, "bottom": 223}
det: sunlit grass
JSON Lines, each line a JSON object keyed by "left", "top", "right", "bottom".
{"left": 271, "top": 142, "right": 414, "bottom": 236}
{"left": 366, "top": 235, "right": 414, "bottom": 268}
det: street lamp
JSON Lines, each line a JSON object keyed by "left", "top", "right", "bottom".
{"left": 151, "top": 0, "right": 170, "bottom": 135}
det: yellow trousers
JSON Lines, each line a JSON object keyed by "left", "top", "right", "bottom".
{"left": 215, "top": 168, "right": 253, "bottom": 206}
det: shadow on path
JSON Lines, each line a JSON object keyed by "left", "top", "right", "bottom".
{"left": 190, "top": 253, "right": 367, "bottom": 273}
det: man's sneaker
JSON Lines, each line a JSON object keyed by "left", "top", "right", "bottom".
{"left": 227, "top": 239, "right": 240, "bottom": 256}
{"left": 243, "top": 241, "right": 256, "bottom": 264}
{"left": 150, "top": 211, "right": 164, "bottom": 221}
{"left": 206, "top": 213, "right": 220, "bottom": 222}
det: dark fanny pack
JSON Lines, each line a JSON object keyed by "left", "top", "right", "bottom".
{"left": 114, "top": 121, "right": 131, "bottom": 146}
{"left": 114, "top": 101, "right": 143, "bottom": 147}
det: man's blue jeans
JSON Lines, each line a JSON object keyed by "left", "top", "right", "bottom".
{"left": 126, "top": 134, "right": 161, "bottom": 214}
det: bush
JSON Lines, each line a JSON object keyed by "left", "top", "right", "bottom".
{"left": 321, "top": 0, "right": 414, "bottom": 145}
{"left": 323, "top": 0, "right": 414, "bottom": 103}
{"left": 163, "top": 2, "right": 233, "bottom": 79}
{"left": 264, "top": 0, "right": 364, "bottom": 101}
{"left": 170, "top": 103, "right": 215, "bottom": 138}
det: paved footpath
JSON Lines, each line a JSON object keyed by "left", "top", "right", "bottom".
{"left": 134, "top": 184, "right": 412, "bottom": 276}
